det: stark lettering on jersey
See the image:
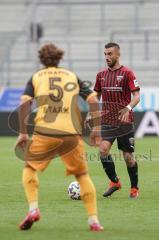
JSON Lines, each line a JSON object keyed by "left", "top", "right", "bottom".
{"left": 44, "top": 106, "right": 69, "bottom": 114}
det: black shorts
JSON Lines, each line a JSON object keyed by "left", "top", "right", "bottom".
{"left": 101, "top": 124, "right": 135, "bottom": 152}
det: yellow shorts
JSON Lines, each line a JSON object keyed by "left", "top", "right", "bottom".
{"left": 24, "top": 134, "right": 88, "bottom": 176}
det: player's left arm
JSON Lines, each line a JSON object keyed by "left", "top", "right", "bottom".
{"left": 119, "top": 70, "right": 140, "bottom": 122}
{"left": 119, "top": 90, "right": 140, "bottom": 122}
{"left": 128, "top": 90, "right": 140, "bottom": 109}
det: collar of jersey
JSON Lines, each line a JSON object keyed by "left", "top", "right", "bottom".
{"left": 108, "top": 65, "right": 123, "bottom": 72}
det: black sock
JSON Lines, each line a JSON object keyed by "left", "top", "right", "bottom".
{"left": 100, "top": 154, "right": 118, "bottom": 183}
{"left": 127, "top": 162, "right": 138, "bottom": 188}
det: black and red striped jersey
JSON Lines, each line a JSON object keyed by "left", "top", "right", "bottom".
{"left": 94, "top": 65, "right": 140, "bottom": 125}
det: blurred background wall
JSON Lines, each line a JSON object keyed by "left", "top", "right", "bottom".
{"left": 0, "top": 0, "right": 158, "bottom": 137}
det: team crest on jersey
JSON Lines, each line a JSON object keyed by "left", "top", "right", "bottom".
{"left": 116, "top": 75, "right": 124, "bottom": 82}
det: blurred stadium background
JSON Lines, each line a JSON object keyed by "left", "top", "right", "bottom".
{"left": 0, "top": 0, "right": 159, "bottom": 137}
{"left": 0, "top": 1, "right": 159, "bottom": 240}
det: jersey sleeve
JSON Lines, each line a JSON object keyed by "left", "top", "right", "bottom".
{"left": 127, "top": 70, "right": 140, "bottom": 92}
{"left": 23, "top": 77, "right": 34, "bottom": 98}
{"left": 94, "top": 73, "right": 101, "bottom": 92}
{"left": 78, "top": 78, "right": 94, "bottom": 101}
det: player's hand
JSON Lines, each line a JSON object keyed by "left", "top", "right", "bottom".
{"left": 90, "top": 126, "right": 101, "bottom": 146}
{"left": 15, "top": 133, "right": 29, "bottom": 151}
{"left": 118, "top": 107, "right": 130, "bottom": 122}
{"left": 84, "top": 112, "right": 92, "bottom": 130}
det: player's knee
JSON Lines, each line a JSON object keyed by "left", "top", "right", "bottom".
{"left": 99, "top": 142, "right": 109, "bottom": 157}
{"left": 100, "top": 146, "right": 109, "bottom": 157}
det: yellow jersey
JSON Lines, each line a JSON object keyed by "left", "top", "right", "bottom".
{"left": 21, "top": 67, "right": 95, "bottom": 135}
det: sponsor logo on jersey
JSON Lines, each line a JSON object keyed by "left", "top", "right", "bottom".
{"left": 103, "top": 86, "right": 122, "bottom": 92}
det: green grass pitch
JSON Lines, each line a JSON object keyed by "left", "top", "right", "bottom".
{"left": 0, "top": 136, "right": 159, "bottom": 240}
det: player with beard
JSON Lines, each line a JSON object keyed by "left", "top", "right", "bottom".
{"left": 94, "top": 43, "right": 140, "bottom": 198}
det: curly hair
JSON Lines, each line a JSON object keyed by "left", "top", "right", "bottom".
{"left": 38, "top": 43, "right": 64, "bottom": 67}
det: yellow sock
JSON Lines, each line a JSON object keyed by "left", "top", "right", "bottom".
{"left": 76, "top": 174, "right": 97, "bottom": 218}
{"left": 22, "top": 166, "right": 39, "bottom": 209}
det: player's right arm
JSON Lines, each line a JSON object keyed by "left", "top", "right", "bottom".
{"left": 94, "top": 72, "right": 102, "bottom": 100}
{"left": 78, "top": 78, "right": 101, "bottom": 146}
{"left": 16, "top": 78, "right": 34, "bottom": 147}
{"left": 87, "top": 95, "right": 101, "bottom": 146}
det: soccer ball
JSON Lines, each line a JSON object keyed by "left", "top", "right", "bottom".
{"left": 68, "top": 181, "right": 81, "bottom": 200}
